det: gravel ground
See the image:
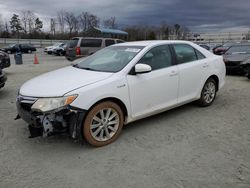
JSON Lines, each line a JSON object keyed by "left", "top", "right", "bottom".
{"left": 0, "top": 52, "right": 250, "bottom": 188}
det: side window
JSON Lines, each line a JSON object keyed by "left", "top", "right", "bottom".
{"left": 116, "top": 40, "right": 124, "bottom": 43}
{"left": 195, "top": 49, "right": 206, "bottom": 60}
{"left": 105, "top": 40, "right": 115, "bottom": 47}
{"left": 173, "top": 44, "right": 197, "bottom": 64}
{"left": 138, "top": 45, "right": 172, "bottom": 71}
{"left": 80, "top": 39, "right": 102, "bottom": 47}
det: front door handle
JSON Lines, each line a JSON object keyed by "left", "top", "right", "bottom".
{"left": 203, "top": 63, "right": 209, "bottom": 68}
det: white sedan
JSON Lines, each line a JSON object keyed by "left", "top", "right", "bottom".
{"left": 16, "top": 41, "right": 225, "bottom": 147}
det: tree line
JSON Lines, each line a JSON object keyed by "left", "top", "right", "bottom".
{"left": 0, "top": 10, "right": 190, "bottom": 41}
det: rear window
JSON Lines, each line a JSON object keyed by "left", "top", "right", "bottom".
{"left": 81, "top": 39, "right": 102, "bottom": 47}
{"left": 105, "top": 40, "right": 115, "bottom": 47}
{"left": 68, "top": 39, "right": 79, "bottom": 48}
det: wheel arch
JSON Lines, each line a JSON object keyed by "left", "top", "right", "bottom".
{"left": 207, "top": 74, "right": 219, "bottom": 91}
{"left": 88, "top": 97, "right": 128, "bottom": 122}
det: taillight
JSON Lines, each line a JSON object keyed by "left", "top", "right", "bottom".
{"left": 76, "top": 47, "right": 80, "bottom": 55}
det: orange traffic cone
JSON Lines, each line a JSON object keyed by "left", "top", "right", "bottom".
{"left": 34, "top": 53, "right": 39, "bottom": 64}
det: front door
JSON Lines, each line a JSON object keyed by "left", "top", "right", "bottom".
{"left": 126, "top": 45, "right": 179, "bottom": 119}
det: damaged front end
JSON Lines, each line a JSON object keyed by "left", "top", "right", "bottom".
{"left": 16, "top": 95, "right": 86, "bottom": 139}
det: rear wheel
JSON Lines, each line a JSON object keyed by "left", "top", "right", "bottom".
{"left": 197, "top": 78, "right": 217, "bottom": 107}
{"left": 83, "top": 101, "right": 124, "bottom": 147}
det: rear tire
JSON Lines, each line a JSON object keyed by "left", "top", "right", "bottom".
{"left": 197, "top": 78, "right": 217, "bottom": 107}
{"left": 83, "top": 101, "right": 124, "bottom": 147}
{"left": 247, "top": 68, "right": 250, "bottom": 79}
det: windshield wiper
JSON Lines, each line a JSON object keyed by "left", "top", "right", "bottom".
{"left": 72, "top": 64, "right": 97, "bottom": 71}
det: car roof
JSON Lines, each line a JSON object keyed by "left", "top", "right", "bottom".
{"left": 114, "top": 40, "right": 195, "bottom": 47}
{"left": 71, "top": 37, "right": 122, "bottom": 40}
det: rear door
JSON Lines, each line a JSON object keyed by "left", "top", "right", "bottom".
{"left": 172, "top": 44, "right": 210, "bottom": 103}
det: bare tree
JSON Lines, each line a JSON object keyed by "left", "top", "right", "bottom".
{"left": 87, "top": 14, "right": 100, "bottom": 29}
{"left": 78, "top": 12, "right": 89, "bottom": 32}
{"left": 57, "top": 10, "right": 65, "bottom": 33}
{"left": 20, "top": 10, "right": 28, "bottom": 33}
{"left": 50, "top": 18, "right": 56, "bottom": 37}
{"left": 64, "top": 12, "right": 75, "bottom": 36}
{"left": 103, "top": 17, "right": 117, "bottom": 29}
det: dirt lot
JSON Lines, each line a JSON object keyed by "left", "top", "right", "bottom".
{"left": 0, "top": 52, "right": 250, "bottom": 188}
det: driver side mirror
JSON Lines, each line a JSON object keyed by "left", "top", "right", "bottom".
{"left": 135, "top": 64, "right": 152, "bottom": 74}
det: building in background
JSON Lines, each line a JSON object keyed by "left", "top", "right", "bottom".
{"left": 85, "top": 27, "right": 128, "bottom": 40}
{"left": 187, "top": 31, "right": 250, "bottom": 44}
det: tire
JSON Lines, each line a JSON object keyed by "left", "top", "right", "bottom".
{"left": 83, "top": 101, "right": 124, "bottom": 147}
{"left": 247, "top": 68, "right": 250, "bottom": 80}
{"left": 28, "top": 50, "right": 32, "bottom": 53}
{"left": 7, "top": 50, "right": 11, "bottom": 54}
{"left": 197, "top": 78, "right": 217, "bottom": 107}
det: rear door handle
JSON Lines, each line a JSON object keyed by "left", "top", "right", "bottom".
{"left": 169, "top": 70, "right": 178, "bottom": 77}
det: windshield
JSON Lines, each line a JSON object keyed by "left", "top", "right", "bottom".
{"left": 226, "top": 45, "right": 250, "bottom": 54}
{"left": 74, "top": 46, "right": 144, "bottom": 73}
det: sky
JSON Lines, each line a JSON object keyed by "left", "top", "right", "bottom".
{"left": 0, "top": 0, "right": 250, "bottom": 33}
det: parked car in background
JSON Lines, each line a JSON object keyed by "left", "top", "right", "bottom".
{"left": 213, "top": 42, "right": 235, "bottom": 55}
{"left": 0, "top": 68, "right": 7, "bottom": 89}
{"left": 223, "top": 43, "right": 250, "bottom": 74}
{"left": 44, "top": 43, "right": 65, "bottom": 54}
{"left": 52, "top": 43, "right": 68, "bottom": 56}
{"left": 16, "top": 41, "right": 225, "bottom": 146}
{"left": 1, "top": 44, "right": 36, "bottom": 54}
{"left": 199, "top": 44, "right": 210, "bottom": 51}
{"left": 65, "top": 37, "right": 125, "bottom": 61}
{"left": 240, "top": 57, "right": 250, "bottom": 79}
{"left": 0, "top": 51, "right": 10, "bottom": 69}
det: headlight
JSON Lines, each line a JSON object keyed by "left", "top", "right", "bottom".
{"left": 31, "top": 95, "right": 77, "bottom": 113}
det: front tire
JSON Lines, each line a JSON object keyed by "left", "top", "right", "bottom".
{"left": 83, "top": 101, "right": 124, "bottom": 147}
{"left": 197, "top": 78, "right": 217, "bottom": 107}
{"left": 247, "top": 68, "right": 250, "bottom": 80}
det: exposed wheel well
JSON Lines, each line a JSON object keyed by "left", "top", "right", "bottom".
{"left": 207, "top": 75, "right": 219, "bottom": 91}
{"left": 90, "top": 97, "right": 128, "bottom": 121}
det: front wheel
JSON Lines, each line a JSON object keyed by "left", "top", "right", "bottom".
{"left": 247, "top": 68, "right": 250, "bottom": 79}
{"left": 83, "top": 101, "right": 124, "bottom": 147}
{"left": 197, "top": 78, "right": 217, "bottom": 107}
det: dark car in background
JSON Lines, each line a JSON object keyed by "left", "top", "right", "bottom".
{"left": 0, "top": 51, "right": 11, "bottom": 69}
{"left": 0, "top": 68, "right": 7, "bottom": 89}
{"left": 65, "top": 37, "right": 124, "bottom": 61}
{"left": 199, "top": 44, "right": 210, "bottom": 51}
{"left": 213, "top": 42, "right": 235, "bottom": 55}
{"left": 1, "top": 44, "right": 36, "bottom": 54}
{"left": 223, "top": 43, "right": 250, "bottom": 74}
{"left": 240, "top": 57, "right": 250, "bottom": 79}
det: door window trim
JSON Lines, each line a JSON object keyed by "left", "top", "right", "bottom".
{"left": 170, "top": 43, "right": 206, "bottom": 65}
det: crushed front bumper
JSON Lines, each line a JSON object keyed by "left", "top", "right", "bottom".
{"left": 16, "top": 95, "right": 86, "bottom": 139}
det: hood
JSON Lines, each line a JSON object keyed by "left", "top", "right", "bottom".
{"left": 20, "top": 66, "right": 113, "bottom": 97}
{"left": 223, "top": 53, "right": 250, "bottom": 62}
